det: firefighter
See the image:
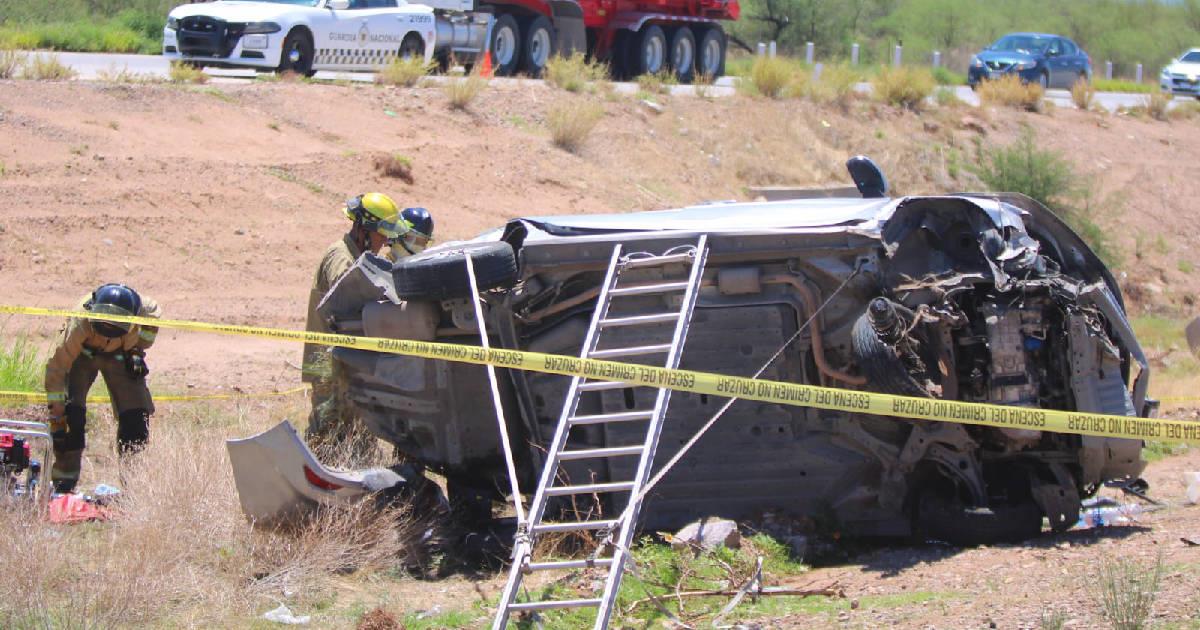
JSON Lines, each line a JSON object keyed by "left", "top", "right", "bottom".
{"left": 393, "top": 206, "right": 434, "bottom": 257}
{"left": 303, "top": 193, "right": 408, "bottom": 448}
{"left": 45, "top": 283, "right": 161, "bottom": 494}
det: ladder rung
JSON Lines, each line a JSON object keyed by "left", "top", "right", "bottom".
{"left": 609, "top": 281, "right": 690, "bottom": 297}
{"left": 598, "top": 312, "right": 679, "bottom": 328}
{"left": 525, "top": 558, "right": 615, "bottom": 572}
{"left": 545, "top": 481, "right": 635, "bottom": 497}
{"left": 557, "top": 445, "right": 645, "bottom": 461}
{"left": 578, "top": 380, "right": 636, "bottom": 392}
{"left": 569, "top": 410, "right": 654, "bottom": 426}
{"left": 531, "top": 519, "right": 620, "bottom": 534}
{"left": 589, "top": 344, "right": 672, "bottom": 359}
{"left": 508, "top": 598, "right": 602, "bottom": 612}
{"left": 622, "top": 251, "right": 693, "bottom": 269}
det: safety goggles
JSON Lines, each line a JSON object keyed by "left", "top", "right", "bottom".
{"left": 86, "top": 303, "right": 134, "bottom": 338}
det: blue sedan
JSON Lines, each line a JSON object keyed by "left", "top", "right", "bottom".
{"left": 968, "top": 33, "right": 1092, "bottom": 90}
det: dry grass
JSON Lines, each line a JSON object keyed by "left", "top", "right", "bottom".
{"left": 871, "top": 66, "right": 935, "bottom": 110}
{"left": 1091, "top": 553, "right": 1163, "bottom": 630}
{"left": 1070, "top": 77, "right": 1096, "bottom": 110}
{"left": 373, "top": 152, "right": 415, "bottom": 184}
{"left": 1168, "top": 99, "right": 1200, "bottom": 120}
{"left": 444, "top": 74, "right": 486, "bottom": 110}
{"left": 805, "top": 63, "right": 859, "bottom": 108}
{"left": 376, "top": 56, "right": 430, "bottom": 87}
{"left": 0, "top": 49, "right": 26, "bottom": 79}
{"left": 544, "top": 52, "right": 608, "bottom": 93}
{"left": 977, "top": 74, "right": 1044, "bottom": 112}
{"left": 168, "top": 60, "right": 208, "bottom": 84}
{"left": 1146, "top": 91, "right": 1171, "bottom": 121}
{"left": 0, "top": 400, "right": 419, "bottom": 628}
{"left": 547, "top": 101, "right": 604, "bottom": 153}
{"left": 20, "top": 53, "right": 76, "bottom": 81}
{"left": 96, "top": 64, "right": 160, "bottom": 84}
{"left": 743, "top": 56, "right": 796, "bottom": 99}
{"left": 637, "top": 69, "right": 677, "bottom": 96}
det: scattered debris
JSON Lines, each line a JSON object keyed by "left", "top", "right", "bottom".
{"left": 1186, "top": 471, "right": 1200, "bottom": 505}
{"left": 640, "top": 99, "right": 664, "bottom": 115}
{"left": 356, "top": 607, "right": 402, "bottom": 630}
{"left": 262, "top": 604, "right": 310, "bottom": 625}
{"left": 670, "top": 517, "right": 740, "bottom": 551}
{"left": 47, "top": 493, "right": 110, "bottom": 524}
{"left": 1182, "top": 536, "right": 1200, "bottom": 547}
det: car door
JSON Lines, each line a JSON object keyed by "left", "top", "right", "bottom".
{"left": 321, "top": 0, "right": 402, "bottom": 71}
{"left": 1045, "top": 38, "right": 1066, "bottom": 87}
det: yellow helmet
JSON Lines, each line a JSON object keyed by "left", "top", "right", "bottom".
{"left": 344, "top": 192, "right": 407, "bottom": 239}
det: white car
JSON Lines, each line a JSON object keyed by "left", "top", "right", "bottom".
{"left": 163, "top": 0, "right": 437, "bottom": 76}
{"left": 1160, "top": 48, "right": 1200, "bottom": 98}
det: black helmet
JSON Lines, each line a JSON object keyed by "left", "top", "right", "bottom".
{"left": 401, "top": 207, "right": 433, "bottom": 239}
{"left": 85, "top": 283, "right": 142, "bottom": 338}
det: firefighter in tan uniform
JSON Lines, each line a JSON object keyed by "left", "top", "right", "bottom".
{"left": 304, "top": 193, "right": 411, "bottom": 448}
{"left": 45, "top": 283, "right": 160, "bottom": 493}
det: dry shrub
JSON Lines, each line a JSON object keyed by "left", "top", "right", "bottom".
{"left": 872, "top": 65, "right": 935, "bottom": 110}
{"left": 1146, "top": 91, "right": 1170, "bottom": 121}
{"left": 373, "top": 152, "right": 415, "bottom": 184}
{"left": 1091, "top": 553, "right": 1163, "bottom": 630}
{"left": 168, "top": 60, "right": 208, "bottom": 84}
{"left": 544, "top": 52, "right": 608, "bottom": 93}
{"left": 97, "top": 65, "right": 160, "bottom": 84}
{"left": 1169, "top": 99, "right": 1200, "bottom": 120}
{"left": 934, "top": 86, "right": 963, "bottom": 107}
{"left": 376, "top": 56, "right": 430, "bottom": 87}
{"left": 806, "top": 63, "right": 859, "bottom": 108}
{"left": 1071, "top": 77, "right": 1096, "bottom": 110}
{"left": 0, "top": 406, "right": 418, "bottom": 628}
{"left": 744, "top": 56, "right": 795, "bottom": 99}
{"left": 444, "top": 74, "right": 486, "bottom": 110}
{"left": 548, "top": 101, "right": 604, "bottom": 153}
{"left": 978, "top": 74, "right": 1044, "bottom": 112}
{"left": 0, "top": 49, "right": 26, "bottom": 79}
{"left": 21, "top": 53, "right": 76, "bottom": 81}
{"left": 637, "top": 68, "right": 676, "bottom": 96}
{"left": 357, "top": 607, "right": 403, "bottom": 630}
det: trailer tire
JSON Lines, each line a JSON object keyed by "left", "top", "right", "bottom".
{"left": 696, "top": 26, "right": 726, "bottom": 79}
{"left": 393, "top": 242, "right": 518, "bottom": 300}
{"left": 522, "top": 15, "right": 555, "bottom": 78}
{"left": 631, "top": 24, "right": 667, "bottom": 76}
{"left": 489, "top": 14, "right": 522, "bottom": 77}
{"left": 668, "top": 26, "right": 696, "bottom": 83}
{"left": 610, "top": 30, "right": 633, "bottom": 80}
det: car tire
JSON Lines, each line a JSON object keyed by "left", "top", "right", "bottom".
{"left": 278, "top": 29, "right": 315, "bottom": 77}
{"left": 631, "top": 24, "right": 667, "bottom": 76}
{"left": 695, "top": 26, "right": 726, "bottom": 80}
{"left": 522, "top": 15, "right": 554, "bottom": 78}
{"left": 668, "top": 26, "right": 696, "bottom": 83}
{"left": 1038, "top": 71, "right": 1049, "bottom": 90}
{"left": 393, "top": 242, "right": 518, "bottom": 300}
{"left": 398, "top": 33, "right": 424, "bottom": 61}
{"left": 489, "top": 14, "right": 521, "bottom": 77}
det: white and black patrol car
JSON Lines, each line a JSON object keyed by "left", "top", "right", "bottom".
{"left": 163, "top": 0, "right": 437, "bottom": 76}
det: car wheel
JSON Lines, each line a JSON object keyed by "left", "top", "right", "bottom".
{"left": 668, "top": 26, "right": 696, "bottom": 83}
{"left": 695, "top": 26, "right": 726, "bottom": 80}
{"left": 632, "top": 24, "right": 667, "bottom": 76}
{"left": 277, "top": 29, "right": 315, "bottom": 77}
{"left": 1038, "top": 71, "right": 1049, "bottom": 90}
{"left": 398, "top": 33, "right": 424, "bottom": 61}
{"left": 393, "top": 241, "right": 518, "bottom": 300}
{"left": 489, "top": 14, "right": 521, "bottom": 77}
{"left": 522, "top": 15, "right": 554, "bottom": 78}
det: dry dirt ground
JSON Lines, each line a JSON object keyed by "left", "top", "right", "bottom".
{"left": 2, "top": 78, "right": 1200, "bottom": 628}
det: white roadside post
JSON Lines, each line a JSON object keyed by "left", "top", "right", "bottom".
{"left": 757, "top": 42, "right": 766, "bottom": 57}
{"left": 1105, "top": 61, "right": 1113, "bottom": 80}
{"left": 1135, "top": 63, "right": 1143, "bottom": 84}
{"left": 768, "top": 40, "right": 776, "bottom": 58}
{"left": 805, "top": 41, "right": 814, "bottom": 65}
{"left": 892, "top": 44, "right": 902, "bottom": 67}
{"left": 851, "top": 43, "right": 859, "bottom": 65}
{"left": 932, "top": 50, "right": 941, "bottom": 69}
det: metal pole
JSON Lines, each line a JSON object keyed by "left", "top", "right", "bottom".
{"left": 932, "top": 50, "right": 941, "bottom": 69}
{"left": 769, "top": 40, "right": 777, "bottom": 58}
{"left": 804, "top": 41, "right": 814, "bottom": 65}
{"left": 892, "top": 45, "right": 902, "bottom": 67}
{"left": 851, "top": 43, "right": 859, "bottom": 65}
{"left": 812, "top": 62, "right": 823, "bottom": 82}
{"left": 1105, "top": 60, "right": 1113, "bottom": 80}
{"left": 757, "top": 42, "right": 766, "bottom": 57}
{"left": 1136, "top": 63, "right": 1143, "bottom": 84}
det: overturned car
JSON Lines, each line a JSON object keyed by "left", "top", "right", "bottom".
{"left": 236, "top": 161, "right": 1151, "bottom": 545}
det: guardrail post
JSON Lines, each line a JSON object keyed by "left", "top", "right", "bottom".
{"left": 769, "top": 41, "right": 777, "bottom": 58}
{"left": 757, "top": 42, "right": 766, "bottom": 57}
{"left": 932, "top": 50, "right": 941, "bottom": 69}
{"left": 892, "top": 45, "right": 902, "bottom": 67}
{"left": 804, "top": 41, "right": 814, "bottom": 65}
{"left": 812, "top": 62, "right": 823, "bottom": 82}
{"left": 1135, "top": 63, "right": 1143, "bottom": 84}
{"left": 851, "top": 43, "right": 859, "bottom": 65}
{"left": 1105, "top": 61, "right": 1113, "bottom": 80}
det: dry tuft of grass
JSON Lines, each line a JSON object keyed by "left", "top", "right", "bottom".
{"left": 544, "top": 52, "right": 608, "bottom": 93}
{"left": 744, "top": 56, "right": 796, "bottom": 99}
{"left": 1168, "top": 99, "right": 1200, "bottom": 120}
{"left": 1146, "top": 90, "right": 1171, "bottom": 121}
{"left": 21, "top": 53, "right": 76, "bottom": 81}
{"left": 376, "top": 56, "right": 431, "bottom": 87}
{"left": 373, "top": 152, "right": 415, "bottom": 184}
{"left": 637, "top": 69, "right": 677, "bottom": 96}
{"left": 444, "top": 74, "right": 486, "bottom": 110}
{"left": 871, "top": 65, "right": 935, "bottom": 110}
{"left": 934, "top": 86, "right": 963, "bottom": 107}
{"left": 0, "top": 49, "right": 26, "bottom": 79}
{"left": 806, "top": 63, "right": 859, "bottom": 108}
{"left": 168, "top": 60, "right": 208, "bottom": 84}
{"left": 1091, "top": 553, "right": 1163, "bottom": 630}
{"left": 1070, "top": 77, "right": 1096, "bottom": 110}
{"left": 547, "top": 101, "right": 604, "bottom": 153}
{"left": 978, "top": 74, "right": 1044, "bottom": 112}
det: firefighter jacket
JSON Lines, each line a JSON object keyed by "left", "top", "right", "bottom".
{"left": 303, "top": 233, "right": 364, "bottom": 382}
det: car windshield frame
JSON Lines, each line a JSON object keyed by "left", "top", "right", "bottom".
{"left": 988, "top": 35, "right": 1051, "bottom": 55}
{"left": 236, "top": 0, "right": 321, "bottom": 6}
{"left": 1181, "top": 51, "right": 1200, "bottom": 63}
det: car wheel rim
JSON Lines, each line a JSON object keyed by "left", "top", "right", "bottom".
{"left": 674, "top": 38, "right": 693, "bottom": 73}
{"left": 530, "top": 28, "right": 550, "bottom": 68}
{"left": 495, "top": 27, "right": 515, "bottom": 66}
{"left": 288, "top": 46, "right": 301, "bottom": 64}
{"left": 644, "top": 35, "right": 663, "bottom": 73}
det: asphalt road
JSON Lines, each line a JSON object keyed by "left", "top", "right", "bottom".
{"left": 34, "top": 51, "right": 1193, "bottom": 110}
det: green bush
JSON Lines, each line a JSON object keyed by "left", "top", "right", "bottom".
{"left": 544, "top": 52, "right": 608, "bottom": 92}
{"left": 0, "top": 333, "right": 42, "bottom": 396}
{"left": 931, "top": 66, "right": 965, "bottom": 85}
{"left": 1093, "top": 78, "right": 1155, "bottom": 94}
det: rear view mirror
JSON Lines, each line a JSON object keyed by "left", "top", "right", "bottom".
{"left": 846, "top": 155, "right": 888, "bottom": 199}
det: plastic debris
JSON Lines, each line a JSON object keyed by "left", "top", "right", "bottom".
{"left": 47, "top": 493, "right": 110, "bottom": 524}
{"left": 1185, "top": 471, "right": 1200, "bottom": 505}
{"left": 262, "top": 604, "right": 310, "bottom": 625}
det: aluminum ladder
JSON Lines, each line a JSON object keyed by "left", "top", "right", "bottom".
{"left": 493, "top": 234, "right": 709, "bottom": 630}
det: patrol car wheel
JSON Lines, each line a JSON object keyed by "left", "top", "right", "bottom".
{"left": 398, "top": 33, "right": 424, "bottom": 61}
{"left": 393, "top": 241, "right": 518, "bottom": 300}
{"left": 278, "top": 29, "right": 315, "bottom": 77}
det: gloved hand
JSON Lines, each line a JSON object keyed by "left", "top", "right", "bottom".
{"left": 126, "top": 350, "right": 149, "bottom": 378}
{"left": 48, "top": 407, "right": 68, "bottom": 449}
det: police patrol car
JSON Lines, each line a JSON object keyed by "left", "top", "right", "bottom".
{"left": 163, "top": 0, "right": 439, "bottom": 76}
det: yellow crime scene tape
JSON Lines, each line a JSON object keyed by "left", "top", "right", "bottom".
{"left": 3, "top": 304, "right": 1199, "bottom": 446}
{"left": 0, "top": 386, "right": 308, "bottom": 405}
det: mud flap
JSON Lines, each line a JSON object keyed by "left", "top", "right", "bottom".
{"left": 226, "top": 420, "right": 407, "bottom": 524}
{"left": 549, "top": 0, "right": 586, "bottom": 57}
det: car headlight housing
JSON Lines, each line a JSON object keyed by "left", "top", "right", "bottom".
{"left": 1012, "top": 61, "right": 1035, "bottom": 70}
{"left": 241, "top": 22, "right": 282, "bottom": 34}
{"left": 971, "top": 56, "right": 983, "bottom": 68}
{"left": 1161, "top": 68, "right": 1171, "bottom": 78}
{"left": 167, "top": 16, "right": 179, "bottom": 30}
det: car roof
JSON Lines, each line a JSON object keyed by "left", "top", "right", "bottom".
{"left": 1002, "top": 32, "right": 1062, "bottom": 39}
